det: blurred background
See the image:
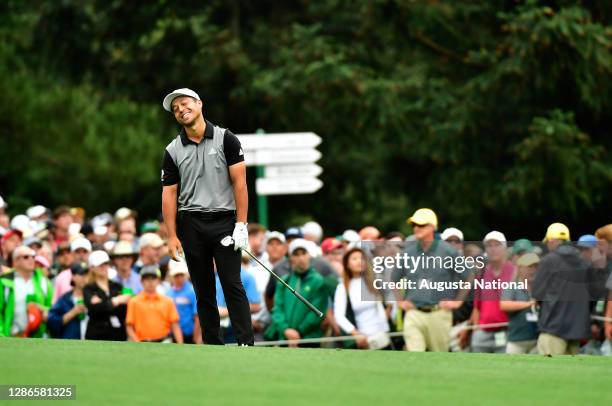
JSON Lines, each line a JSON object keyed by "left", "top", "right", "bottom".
{"left": 0, "top": 0, "right": 610, "bottom": 239}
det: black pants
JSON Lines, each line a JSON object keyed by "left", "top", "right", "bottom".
{"left": 177, "top": 210, "right": 254, "bottom": 345}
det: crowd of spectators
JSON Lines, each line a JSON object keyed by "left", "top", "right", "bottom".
{"left": 1, "top": 195, "right": 611, "bottom": 355}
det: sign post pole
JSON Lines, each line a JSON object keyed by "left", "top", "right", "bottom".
{"left": 255, "top": 128, "right": 269, "bottom": 228}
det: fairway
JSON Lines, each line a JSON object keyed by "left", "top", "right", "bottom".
{"left": 2, "top": 338, "right": 611, "bottom": 405}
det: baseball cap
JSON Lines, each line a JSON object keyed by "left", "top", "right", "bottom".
{"left": 483, "top": 231, "right": 507, "bottom": 247}
{"left": 114, "top": 207, "right": 135, "bottom": 222}
{"left": 1, "top": 229, "right": 23, "bottom": 243}
{"left": 140, "top": 265, "right": 162, "bottom": 278}
{"left": 285, "top": 227, "right": 304, "bottom": 239}
{"left": 24, "top": 236, "right": 43, "bottom": 248}
{"left": 302, "top": 221, "right": 323, "bottom": 242}
{"left": 517, "top": 252, "right": 540, "bottom": 267}
{"left": 321, "top": 237, "right": 343, "bottom": 254}
{"left": 140, "top": 221, "right": 160, "bottom": 234}
{"left": 577, "top": 234, "right": 598, "bottom": 248}
{"left": 139, "top": 233, "right": 164, "bottom": 249}
{"left": 407, "top": 208, "right": 438, "bottom": 229}
{"left": 512, "top": 238, "right": 534, "bottom": 255}
{"left": 289, "top": 238, "right": 311, "bottom": 255}
{"left": 88, "top": 250, "right": 111, "bottom": 268}
{"left": 341, "top": 229, "right": 360, "bottom": 243}
{"left": 168, "top": 259, "right": 189, "bottom": 276}
{"left": 162, "top": 88, "right": 201, "bottom": 112}
{"left": 71, "top": 237, "right": 92, "bottom": 253}
{"left": 34, "top": 255, "right": 50, "bottom": 268}
{"left": 441, "top": 227, "right": 464, "bottom": 242}
{"left": 26, "top": 205, "right": 47, "bottom": 219}
{"left": 70, "top": 262, "right": 88, "bottom": 276}
{"left": 0, "top": 195, "right": 6, "bottom": 209}
{"left": 543, "top": 223, "right": 570, "bottom": 242}
{"left": 91, "top": 213, "right": 113, "bottom": 229}
{"left": 111, "top": 240, "right": 136, "bottom": 257}
{"left": 266, "top": 231, "right": 286, "bottom": 244}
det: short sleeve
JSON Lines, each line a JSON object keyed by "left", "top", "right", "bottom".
{"left": 169, "top": 300, "right": 180, "bottom": 323}
{"left": 223, "top": 130, "right": 245, "bottom": 166}
{"left": 161, "top": 149, "right": 179, "bottom": 186}
{"left": 500, "top": 288, "right": 514, "bottom": 301}
{"left": 126, "top": 301, "right": 135, "bottom": 325}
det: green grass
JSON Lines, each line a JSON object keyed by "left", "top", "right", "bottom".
{"left": 2, "top": 338, "right": 611, "bottom": 405}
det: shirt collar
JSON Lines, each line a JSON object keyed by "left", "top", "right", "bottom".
{"left": 179, "top": 119, "right": 214, "bottom": 146}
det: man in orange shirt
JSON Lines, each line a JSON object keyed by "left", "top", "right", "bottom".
{"left": 126, "top": 265, "right": 183, "bottom": 343}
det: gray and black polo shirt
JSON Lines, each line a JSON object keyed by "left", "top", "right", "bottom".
{"left": 161, "top": 119, "right": 244, "bottom": 212}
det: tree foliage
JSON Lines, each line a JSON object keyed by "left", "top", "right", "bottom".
{"left": 1, "top": 0, "right": 610, "bottom": 238}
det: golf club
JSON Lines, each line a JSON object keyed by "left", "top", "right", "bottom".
{"left": 221, "top": 236, "right": 324, "bottom": 318}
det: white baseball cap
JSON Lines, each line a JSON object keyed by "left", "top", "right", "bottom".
{"left": 71, "top": 237, "right": 92, "bottom": 253}
{"left": 302, "top": 221, "right": 323, "bottom": 242}
{"left": 0, "top": 195, "right": 6, "bottom": 209}
{"left": 266, "top": 231, "right": 286, "bottom": 244}
{"left": 26, "top": 205, "right": 47, "bottom": 219}
{"left": 162, "top": 88, "right": 201, "bottom": 112}
{"left": 139, "top": 233, "right": 164, "bottom": 249}
{"left": 289, "top": 238, "right": 311, "bottom": 255}
{"left": 483, "top": 231, "right": 507, "bottom": 247}
{"left": 168, "top": 259, "right": 189, "bottom": 276}
{"left": 441, "top": 227, "right": 464, "bottom": 242}
{"left": 89, "top": 250, "right": 111, "bottom": 268}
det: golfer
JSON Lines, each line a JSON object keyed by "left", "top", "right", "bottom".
{"left": 160, "top": 88, "right": 254, "bottom": 346}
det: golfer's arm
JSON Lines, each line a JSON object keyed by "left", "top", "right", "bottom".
{"left": 162, "top": 185, "right": 179, "bottom": 237}
{"left": 229, "top": 162, "right": 248, "bottom": 223}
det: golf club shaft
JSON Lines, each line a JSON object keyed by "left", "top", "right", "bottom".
{"left": 241, "top": 248, "right": 324, "bottom": 318}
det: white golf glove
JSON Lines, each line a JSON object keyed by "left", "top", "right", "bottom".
{"left": 232, "top": 222, "right": 248, "bottom": 251}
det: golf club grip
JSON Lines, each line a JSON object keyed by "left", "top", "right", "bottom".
{"left": 293, "top": 290, "right": 324, "bottom": 318}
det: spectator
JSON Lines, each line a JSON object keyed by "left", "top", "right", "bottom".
{"left": 334, "top": 248, "right": 389, "bottom": 349}
{"left": 441, "top": 227, "right": 464, "bottom": 255}
{"left": 126, "top": 265, "right": 182, "bottom": 343}
{"left": 577, "top": 235, "right": 598, "bottom": 262}
{"left": 510, "top": 239, "right": 534, "bottom": 264}
{"left": 594, "top": 224, "right": 612, "bottom": 275}
{"left": 0, "top": 246, "right": 53, "bottom": 337}
{"left": 358, "top": 226, "right": 381, "bottom": 242}
{"left": 134, "top": 233, "right": 164, "bottom": 274}
{"left": 52, "top": 206, "right": 73, "bottom": 245}
{"left": 385, "top": 232, "right": 405, "bottom": 242}
{"left": 252, "top": 231, "right": 287, "bottom": 337}
{"left": 321, "top": 237, "right": 344, "bottom": 277}
{"left": 1, "top": 229, "right": 23, "bottom": 270}
{"left": 166, "top": 260, "right": 201, "bottom": 344}
{"left": 216, "top": 253, "right": 261, "bottom": 343}
{"left": 470, "top": 231, "right": 515, "bottom": 353}
{"left": 500, "top": 253, "right": 540, "bottom": 354}
{"left": 83, "top": 250, "right": 130, "bottom": 341}
{"left": 51, "top": 242, "right": 73, "bottom": 280}
{"left": 70, "top": 207, "right": 86, "bottom": 226}
{"left": 532, "top": 223, "right": 607, "bottom": 355}
{"left": 53, "top": 237, "right": 92, "bottom": 304}
{"left": 264, "top": 239, "right": 329, "bottom": 347}
{"left": 247, "top": 223, "right": 268, "bottom": 263}
{"left": 47, "top": 263, "right": 89, "bottom": 339}
{"left": 110, "top": 241, "right": 141, "bottom": 295}
{"left": 392, "top": 208, "right": 466, "bottom": 352}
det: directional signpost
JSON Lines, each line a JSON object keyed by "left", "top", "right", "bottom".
{"left": 236, "top": 130, "right": 324, "bottom": 227}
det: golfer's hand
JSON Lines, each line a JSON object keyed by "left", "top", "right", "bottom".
{"left": 439, "top": 300, "right": 462, "bottom": 310}
{"left": 168, "top": 235, "right": 183, "bottom": 261}
{"left": 232, "top": 222, "right": 248, "bottom": 251}
{"left": 352, "top": 331, "right": 369, "bottom": 349}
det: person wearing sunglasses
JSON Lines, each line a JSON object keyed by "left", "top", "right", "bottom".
{"left": 0, "top": 245, "right": 54, "bottom": 337}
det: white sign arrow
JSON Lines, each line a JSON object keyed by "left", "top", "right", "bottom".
{"left": 256, "top": 177, "right": 323, "bottom": 196}
{"left": 264, "top": 164, "right": 323, "bottom": 178}
{"left": 244, "top": 149, "right": 321, "bottom": 166}
{"left": 237, "top": 133, "right": 321, "bottom": 151}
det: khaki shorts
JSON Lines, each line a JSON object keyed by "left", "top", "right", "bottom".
{"left": 506, "top": 340, "right": 538, "bottom": 354}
